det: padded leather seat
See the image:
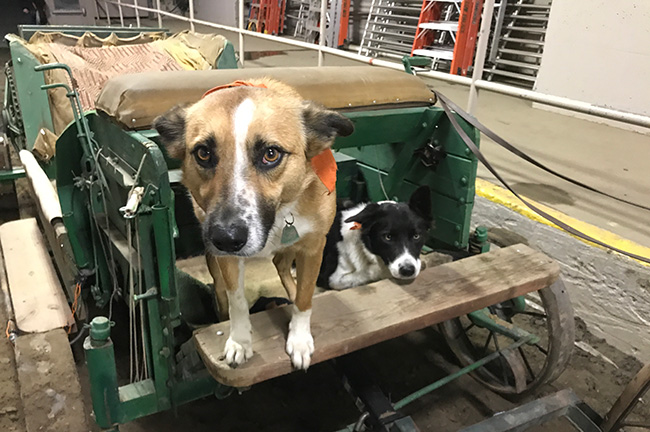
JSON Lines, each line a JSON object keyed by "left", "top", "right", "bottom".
{"left": 95, "top": 66, "right": 435, "bottom": 129}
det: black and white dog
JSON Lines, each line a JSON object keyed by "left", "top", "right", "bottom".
{"left": 317, "top": 186, "right": 432, "bottom": 290}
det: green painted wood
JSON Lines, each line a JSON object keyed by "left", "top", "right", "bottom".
{"left": 335, "top": 107, "right": 479, "bottom": 248}
{"left": 356, "top": 164, "right": 473, "bottom": 249}
{"left": 9, "top": 40, "right": 55, "bottom": 151}
{"left": 0, "top": 167, "right": 26, "bottom": 181}
{"left": 334, "top": 108, "right": 431, "bottom": 149}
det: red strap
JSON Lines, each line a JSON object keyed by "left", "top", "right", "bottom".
{"left": 202, "top": 80, "right": 267, "bottom": 98}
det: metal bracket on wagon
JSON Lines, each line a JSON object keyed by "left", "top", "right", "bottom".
{"left": 414, "top": 141, "right": 446, "bottom": 170}
{"left": 401, "top": 56, "right": 433, "bottom": 76}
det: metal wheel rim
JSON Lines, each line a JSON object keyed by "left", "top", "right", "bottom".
{"left": 440, "top": 278, "right": 574, "bottom": 396}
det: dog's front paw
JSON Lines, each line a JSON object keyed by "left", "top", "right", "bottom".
{"left": 223, "top": 336, "right": 253, "bottom": 368}
{"left": 286, "top": 330, "right": 314, "bottom": 370}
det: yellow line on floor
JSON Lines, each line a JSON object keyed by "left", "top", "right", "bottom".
{"left": 475, "top": 178, "right": 650, "bottom": 266}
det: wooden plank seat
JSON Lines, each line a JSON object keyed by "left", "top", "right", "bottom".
{"left": 193, "top": 245, "right": 559, "bottom": 388}
{"left": 0, "top": 218, "right": 73, "bottom": 333}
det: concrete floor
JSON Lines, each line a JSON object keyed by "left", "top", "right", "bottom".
{"left": 153, "top": 18, "right": 650, "bottom": 248}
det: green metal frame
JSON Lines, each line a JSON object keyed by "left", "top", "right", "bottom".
{"left": 334, "top": 107, "right": 479, "bottom": 249}
{"left": 402, "top": 56, "right": 433, "bottom": 75}
{"left": 0, "top": 167, "right": 25, "bottom": 181}
{"left": 7, "top": 37, "right": 55, "bottom": 153}
{"left": 57, "top": 101, "right": 480, "bottom": 428}
{"left": 58, "top": 111, "right": 228, "bottom": 429}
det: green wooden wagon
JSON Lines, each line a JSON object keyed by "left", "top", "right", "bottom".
{"left": 1, "top": 25, "right": 576, "bottom": 431}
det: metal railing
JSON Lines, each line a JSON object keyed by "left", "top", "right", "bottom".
{"left": 99, "top": 0, "right": 650, "bottom": 129}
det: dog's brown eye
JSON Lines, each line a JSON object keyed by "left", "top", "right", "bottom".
{"left": 196, "top": 146, "right": 211, "bottom": 161}
{"left": 263, "top": 148, "right": 279, "bottom": 163}
{"left": 193, "top": 144, "right": 217, "bottom": 168}
{"left": 261, "top": 147, "right": 283, "bottom": 167}
{"left": 413, "top": 234, "right": 420, "bottom": 240}
{"left": 383, "top": 233, "right": 392, "bottom": 241}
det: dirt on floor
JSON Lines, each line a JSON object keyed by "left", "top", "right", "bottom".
{"left": 14, "top": 330, "right": 89, "bottom": 432}
{"left": 0, "top": 283, "right": 26, "bottom": 432}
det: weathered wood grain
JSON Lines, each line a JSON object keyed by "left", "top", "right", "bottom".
{"left": 194, "top": 244, "right": 559, "bottom": 387}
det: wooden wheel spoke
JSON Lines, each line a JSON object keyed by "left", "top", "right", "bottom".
{"left": 534, "top": 343, "right": 549, "bottom": 356}
{"left": 463, "top": 323, "right": 475, "bottom": 333}
{"left": 492, "top": 335, "right": 510, "bottom": 385}
{"left": 481, "top": 331, "right": 494, "bottom": 356}
{"left": 518, "top": 311, "right": 548, "bottom": 319}
{"left": 518, "top": 346, "right": 536, "bottom": 381}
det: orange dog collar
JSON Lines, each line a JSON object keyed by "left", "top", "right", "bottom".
{"left": 201, "top": 80, "right": 337, "bottom": 194}
{"left": 202, "top": 80, "right": 268, "bottom": 98}
{"left": 349, "top": 222, "right": 362, "bottom": 231}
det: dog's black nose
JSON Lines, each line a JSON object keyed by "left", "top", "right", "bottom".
{"left": 211, "top": 222, "right": 248, "bottom": 253}
{"left": 399, "top": 264, "right": 416, "bottom": 278}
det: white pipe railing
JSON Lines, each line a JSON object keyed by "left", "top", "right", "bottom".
{"left": 101, "top": 0, "right": 650, "bottom": 129}
{"left": 133, "top": 0, "right": 140, "bottom": 27}
{"left": 318, "top": 0, "right": 326, "bottom": 66}
{"left": 117, "top": 0, "right": 124, "bottom": 26}
{"left": 104, "top": 0, "right": 111, "bottom": 25}
{"left": 93, "top": 0, "right": 101, "bottom": 26}
{"left": 188, "top": 0, "right": 195, "bottom": 32}
{"left": 467, "top": 0, "right": 495, "bottom": 114}
{"left": 155, "top": 0, "right": 161, "bottom": 28}
{"left": 238, "top": 0, "right": 244, "bottom": 67}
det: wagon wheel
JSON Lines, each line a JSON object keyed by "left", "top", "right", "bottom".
{"left": 439, "top": 231, "right": 575, "bottom": 396}
{"left": 601, "top": 362, "right": 650, "bottom": 432}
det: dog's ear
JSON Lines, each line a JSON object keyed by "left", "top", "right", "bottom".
{"left": 344, "top": 203, "right": 381, "bottom": 226}
{"left": 408, "top": 186, "right": 432, "bottom": 222}
{"left": 302, "top": 101, "right": 354, "bottom": 159}
{"left": 153, "top": 104, "right": 188, "bottom": 160}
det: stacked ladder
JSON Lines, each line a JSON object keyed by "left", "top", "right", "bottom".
{"left": 358, "top": 0, "right": 423, "bottom": 60}
{"left": 326, "top": 0, "right": 351, "bottom": 48}
{"left": 248, "top": 0, "right": 287, "bottom": 35}
{"left": 485, "top": 0, "right": 551, "bottom": 88}
{"left": 293, "top": 0, "right": 319, "bottom": 41}
{"left": 285, "top": 0, "right": 306, "bottom": 35}
{"left": 294, "top": 0, "right": 351, "bottom": 48}
{"left": 410, "top": 0, "right": 462, "bottom": 69}
{"left": 409, "top": 0, "right": 483, "bottom": 75}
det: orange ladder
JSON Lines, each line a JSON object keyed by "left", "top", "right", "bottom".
{"left": 450, "top": 0, "right": 483, "bottom": 75}
{"left": 249, "top": 0, "right": 287, "bottom": 35}
{"left": 411, "top": 0, "right": 483, "bottom": 76}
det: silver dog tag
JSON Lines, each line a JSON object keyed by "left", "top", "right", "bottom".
{"left": 281, "top": 224, "right": 300, "bottom": 245}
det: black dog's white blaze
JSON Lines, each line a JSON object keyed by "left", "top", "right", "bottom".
{"left": 317, "top": 186, "right": 432, "bottom": 290}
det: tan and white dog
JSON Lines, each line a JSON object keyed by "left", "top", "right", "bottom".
{"left": 154, "top": 79, "right": 354, "bottom": 370}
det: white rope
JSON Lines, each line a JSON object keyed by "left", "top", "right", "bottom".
{"left": 127, "top": 220, "right": 135, "bottom": 382}
{"left": 375, "top": 148, "right": 390, "bottom": 201}
{"left": 136, "top": 216, "right": 148, "bottom": 380}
